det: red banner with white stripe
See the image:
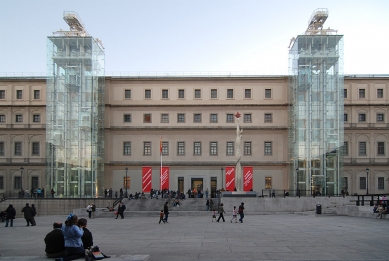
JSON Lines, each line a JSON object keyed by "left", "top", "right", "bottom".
{"left": 243, "top": 166, "right": 253, "bottom": 191}
{"left": 225, "top": 166, "right": 235, "bottom": 191}
{"left": 161, "top": 166, "right": 169, "bottom": 190}
{"left": 142, "top": 166, "right": 152, "bottom": 192}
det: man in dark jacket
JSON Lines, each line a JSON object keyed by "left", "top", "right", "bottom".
{"left": 238, "top": 202, "right": 245, "bottom": 223}
{"left": 163, "top": 201, "right": 169, "bottom": 223}
{"left": 21, "top": 203, "right": 34, "bottom": 226}
{"left": 5, "top": 204, "right": 16, "bottom": 227}
{"left": 44, "top": 222, "right": 65, "bottom": 258}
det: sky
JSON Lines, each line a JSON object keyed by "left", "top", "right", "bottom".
{"left": 0, "top": 0, "right": 388, "bottom": 76}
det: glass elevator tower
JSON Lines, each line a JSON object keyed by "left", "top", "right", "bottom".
{"left": 288, "top": 9, "right": 344, "bottom": 196}
{"left": 46, "top": 12, "right": 105, "bottom": 197}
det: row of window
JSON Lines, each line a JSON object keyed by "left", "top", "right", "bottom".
{"left": 344, "top": 88, "right": 384, "bottom": 99}
{"left": 125, "top": 88, "right": 273, "bottom": 100}
{"left": 0, "top": 142, "right": 40, "bottom": 156}
{"left": 124, "top": 113, "right": 273, "bottom": 124}
{"left": 0, "top": 114, "right": 41, "bottom": 123}
{"left": 343, "top": 141, "right": 386, "bottom": 156}
{"left": 359, "top": 177, "right": 386, "bottom": 190}
{"left": 344, "top": 113, "right": 386, "bottom": 123}
{"left": 123, "top": 141, "right": 273, "bottom": 156}
{"left": 0, "top": 90, "right": 41, "bottom": 100}
{"left": 0, "top": 176, "right": 39, "bottom": 190}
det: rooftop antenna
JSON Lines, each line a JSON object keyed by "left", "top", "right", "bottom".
{"left": 288, "top": 8, "right": 338, "bottom": 48}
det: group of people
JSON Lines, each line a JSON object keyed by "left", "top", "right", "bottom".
{"left": 44, "top": 214, "right": 94, "bottom": 261}
{"left": 86, "top": 203, "right": 96, "bottom": 219}
{"left": 373, "top": 197, "right": 388, "bottom": 219}
{"left": 2, "top": 203, "right": 37, "bottom": 227}
{"left": 212, "top": 202, "right": 245, "bottom": 223}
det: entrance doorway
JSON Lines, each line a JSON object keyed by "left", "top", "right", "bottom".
{"left": 191, "top": 178, "right": 203, "bottom": 197}
{"left": 211, "top": 177, "right": 217, "bottom": 198}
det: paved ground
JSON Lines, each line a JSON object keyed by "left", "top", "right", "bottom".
{"left": 0, "top": 212, "right": 388, "bottom": 261}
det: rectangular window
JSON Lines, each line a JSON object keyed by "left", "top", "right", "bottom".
{"left": 264, "top": 142, "right": 272, "bottom": 155}
{"left": 211, "top": 89, "right": 217, "bottom": 99}
{"left": 123, "top": 142, "right": 131, "bottom": 155}
{"left": 226, "top": 142, "right": 234, "bottom": 156}
{"left": 359, "top": 89, "right": 365, "bottom": 98}
{"left": 0, "top": 176, "right": 3, "bottom": 189}
{"left": 0, "top": 142, "right": 4, "bottom": 156}
{"left": 14, "top": 142, "right": 22, "bottom": 156}
{"left": 161, "top": 114, "right": 169, "bottom": 123}
{"left": 359, "top": 177, "right": 366, "bottom": 190}
{"left": 377, "top": 142, "right": 385, "bottom": 155}
{"left": 226, "top": 114, "right": 234, "bottom": 123}
{"left": 177, "top": 113, "right": 185, "bottom": 123}
{"left": 210, "top": 142, "right": 217, "bottom": 155}
{"left": 343, "top": 142, "right": 349, "bottom": 155}
{"left": 178, "top": 89, "right": 185, "bottom": 99}
{"left": 377, "top": 89, "right": 383, "bottom": 98}
{"left": 359, "top": 142, "right": 366, "bottom": 156}
{"left": 378, "top": 177, "right": 384, "bottom": 190}
{"left": 344, "top": 114, "right": 348, "bottom": 122}
{"left": 0, "top": 90, "right": 5, "bottom": 99}
{"left": 143, "top": 142, "right": 151, "bottom": 155}
{"left": 14, "top": 176, "right": 21, "bottom": 189}
{"left": 264, "top": 113, "right": 272, "bottom": 123}
{"left": 245, "top": 89, "right": 251, "bottom": 99}
{"left": 177, "top": 142, "right": 185, "bottom": 155}
{"left": 244, "top": 113, "right": 252, "bottom": 123}
{"left": 16, "top": 115, "right": 22, "bottom": 123}
{"left": 265, "top": 177, "right": 272, "bottom": 189}
{"left": 124, "top": 114, "right": 131, "bottom": 123}
{"left": 145, "top": 89, "right": 151, "bottom": 99}
{"left": 0, "top": 115, "right": 5, "bottom": 123}
{"left": 210, "top": 114, "right": 218, "bottom": 123}
{"left": 358, "top": 114, "right": 366, "bottom": 122}
{"left": 244, "top": 142, "right": 252, "bottom": 155}
{"left": 194, "top": 89, "right": 201, "bottom": 99}
{"left": 343, "top": 89, "right": 347, "bottom": 99}
{"left": 227, "top": 89, "right": 234, "bottom": 99}
{"left": 33, "top": 114, "right": 40, "bottom": 123}
{"left": 125, "top": 89, "right": 131, "bottom": 99}
{"left": 162, "top": 141, "right": 168, "bottom": 156}
{"left": 32, "top": 142, "right": 39, "bottom": 155}
{"left": 193, "top": 113, "right": 201, "bottom": 123}
{"left": 143, "top": 114, "right": 152, "bottom": 123}
{"left": 16, "top": 90, "right": 23, "bottom": 99}
{"left": 123, "top": 176, "right": 130, "bottom": 190}
{"left": 194, "top": 142, "right": 201, "bottom": 155}
{"left": 265, "top": 89, "right": 272, "bottom": 99}
{"left": 33, "top": 90, "right": 40, "bottom": 99}
{"left": 162, "top": 89, "right": 169, "bottom": 99}
{"left": 377, "top": 114, "right": 384, "bottom": 122}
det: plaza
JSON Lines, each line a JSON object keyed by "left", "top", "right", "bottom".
{"left": 0, "top": 211, "right": 388, "bottom": 261}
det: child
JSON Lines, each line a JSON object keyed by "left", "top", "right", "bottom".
{"left": 211, "top": 209, "right": 216, "bottom": 222}
{"left": 230, "top": 206, "right": 238, "bottom": 223}
{"left": 159, "top": 210, "right": 165, "bottom": 224}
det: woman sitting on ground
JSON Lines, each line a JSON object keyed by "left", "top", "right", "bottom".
{"left": 55, "top": 214, "right": 84, "bottom": 261}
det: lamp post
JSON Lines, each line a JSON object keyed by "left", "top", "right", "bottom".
{"left": 366, "top": 168, "right": 369, "bottom": 195}
{"left": 296, "top": 167, "right": 299, "bottom": 197}
{"left": 125, "top": 167, "right": 128, "bottom": 197}
{"left": 220, "top": 167, "right": 224, "bottom": 190}
{"left": 20, "top": 167, "right": 24, "bottom": 198}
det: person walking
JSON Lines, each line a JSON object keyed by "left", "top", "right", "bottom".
{"left": 22, "top": 203, "right": 34, "bottom": 226}
{"left": 211, "top": 209, "right": 217, "bottom": 222}
{"left": 51, "top": 188, "right": 55, "bottom": 198}
{"left": 31, "top": 203, "right": 37, "bottom": 226}
{"left": 5, "top": 204, "right": 16, "bottom": 227}
{"left": 115, "top": 202, "right": 126, "bottom": 219}
{"left": 163, "top": 201, "right": 169, "bottom": 223}
{"left": 230, "top": 206, "right": 238, "bottom": 223}
{"left": 238, "top": 202, "right": 245, "bottom": 223}
{"left": 158, "top": 210, "right": 166, "bottom": 224}
{"left": 55, "top": 214, "right": 84, "bottom": 261}
{"left": 217, "top": 203, "right": 226, "bottom": 222}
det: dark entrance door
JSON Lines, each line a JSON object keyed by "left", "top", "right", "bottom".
{"left": 191, "top": 178, "right": 203, "bottom": 197}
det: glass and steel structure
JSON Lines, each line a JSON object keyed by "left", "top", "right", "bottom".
{"left": 46, "top": 36, "right": 105, "bottom": 197}
{"left": 288, "top": 34, "right": 344, "bottom": 196}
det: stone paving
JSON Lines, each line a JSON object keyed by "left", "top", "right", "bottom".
{"left": 0, "top": 212, "right": 388, "bottom": 261}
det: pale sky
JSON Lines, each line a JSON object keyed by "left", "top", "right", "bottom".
{"left": 0, "top": 0, "right": 388, "bottom": 76}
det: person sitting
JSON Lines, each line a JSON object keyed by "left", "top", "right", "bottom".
{"left": 55, "top": 214, "right": 84, "bottom": 261}
{"left": 44, "top": 222, "right": 66, "bottom": 258}
{"left": 376, "top": 203, "right": 388, "bottom": 219}
{"left": 77, "top": 218, "right": 93, "bottom": 250}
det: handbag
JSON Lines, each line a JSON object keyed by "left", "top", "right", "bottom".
{"left": 92, "top": 251, "right": 104, "bottom": 260}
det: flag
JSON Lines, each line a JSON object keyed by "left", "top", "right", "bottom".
{"left": 160, "top": 137, "right": 162, "bottom": 155}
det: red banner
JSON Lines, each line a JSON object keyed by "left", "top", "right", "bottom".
{"left": 243, "top": 166, "right": 253, "bottom": 191}
{"left": 225, "top": 166, "right": 235, "bottom": 191}
{"left": 160, "top": 166, "right": 169, "bottom": 190}
{"left": 142, "top": 166, "right": 152, "bottom": 192}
